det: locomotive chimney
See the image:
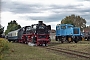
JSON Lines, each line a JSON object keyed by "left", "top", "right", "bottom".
{"left": 38, "top": 21, "right": 43, "bottom": 25}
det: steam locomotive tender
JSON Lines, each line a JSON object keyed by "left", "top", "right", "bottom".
{"left": 56, "top": 24, "right": 81, "bottom": 43}
{"left": 7, "top": 21, "right": 51, "bottom": 46}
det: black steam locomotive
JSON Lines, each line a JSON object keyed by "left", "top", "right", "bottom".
{"left": 7, "top": 21, "right": 51, "bottom": 46}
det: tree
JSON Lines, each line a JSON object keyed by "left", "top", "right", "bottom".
{"left": 61, "top": 14, "right": 86, "bottom": 31}
{"left": 0, "top": 24, "right": 4, "bottom": 37}
{"left": 5, "top": 20, "right": 21, "bottom": 34}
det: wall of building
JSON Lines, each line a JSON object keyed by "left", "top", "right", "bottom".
{"left": 50, "top": 33, "right": 55, "bottom": 40}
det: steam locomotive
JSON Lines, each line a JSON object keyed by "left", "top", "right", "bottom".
{"left": 7, "top": 21, "right": 51, "bottom": 46}
{"left": 56, "top": 24, "right": 81, "bottom": 43}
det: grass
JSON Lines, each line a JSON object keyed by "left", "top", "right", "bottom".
{"left": 2, "top": 40, "right": 90, "bottom": 60}
{"left": 50, "top": 40, "right": 90, "bottom": 54}
{"left": 0, "top": 38, "right": 9, "bottom": 60}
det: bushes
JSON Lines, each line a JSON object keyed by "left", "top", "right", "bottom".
{"left": 0, "top": 38, "right": 9, "bottom": 60}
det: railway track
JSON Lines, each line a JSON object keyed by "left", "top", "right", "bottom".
{"left": 45, "top": 46, "right": 90, "bottom": 59}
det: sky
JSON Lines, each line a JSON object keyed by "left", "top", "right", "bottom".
{"left": 1, "top": 0, "right": 90, "bottom": 30}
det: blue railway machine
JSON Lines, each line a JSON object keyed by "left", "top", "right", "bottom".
{"left": 56, "top": 24, "right": 81, "bottom": 43}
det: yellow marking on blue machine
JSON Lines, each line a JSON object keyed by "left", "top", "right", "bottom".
{"left": 82, "top": 38, "right": 85, "bottom": 41}
{"left": 68, "top": 37, "right": 71, "bottom": 41}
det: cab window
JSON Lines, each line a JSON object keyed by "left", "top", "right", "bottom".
{"left": 61, "top": 26, "right": 66, "bottom": 29}
{"left": 67, "top": 26, "right": 72, "bottom": 28}
{"left": 56, "top": 26, "right": 60, "bottom": 30}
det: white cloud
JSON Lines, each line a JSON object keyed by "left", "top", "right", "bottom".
{"left": 9, "top": 0, "right": 77, "bottom": 5}
{"left": 46, "top": 21, "right": 61, "bottom": 29}
{"left": 1, "top": 11, "right": 19, "bottom": 30}
{"left": 1, "top": 0, "right": 90, "bottom": 31}
{"left": 1, "top": 11, "right": 36, "bottom": 30}
{"left": 1, "top": 11, "right": 56, "bottom": 31}
{"left": 16, "top": 10, "right": 54, "bottom": 17}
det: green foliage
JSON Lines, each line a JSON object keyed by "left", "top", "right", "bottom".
{"left": 0, "top": 27, "right": 4, "bottom": 35}
{"left": 0, "top": 38, "right": 9, "bottom": 60}
{"left": 0, "top": 25, "right": 4, "bottom": 37}
{"left": 5, "top": 20, "right": 21, "bottom": 34}
{"left": 61, "top": 14, "right": 86, "bottom": 31}
{"left": 62, "top": 20, "right": 74, "bottom": 25}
